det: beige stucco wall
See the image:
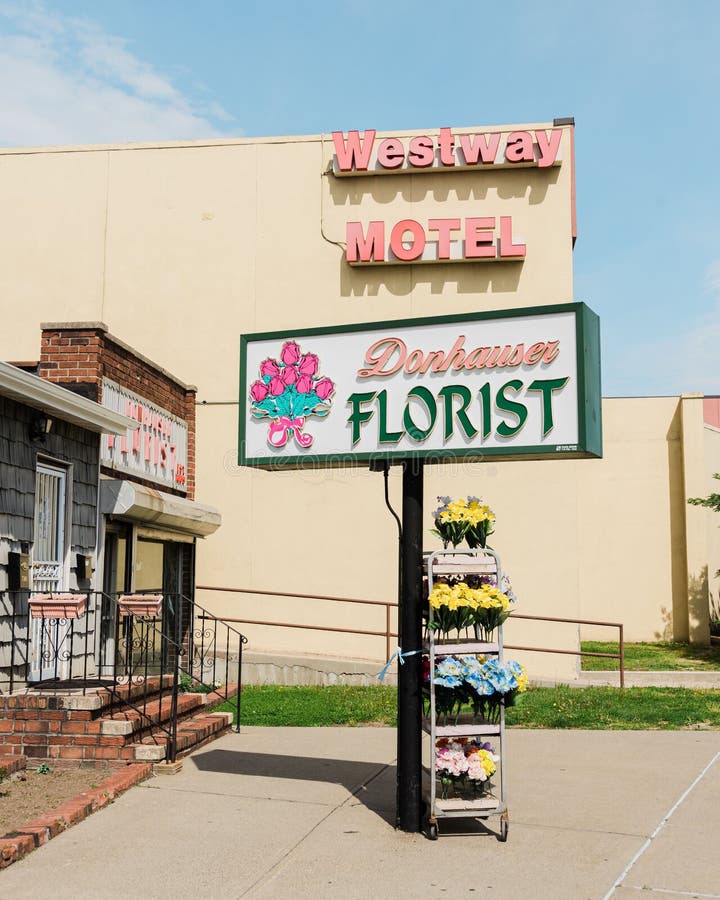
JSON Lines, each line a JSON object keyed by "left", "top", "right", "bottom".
{"left": 0, "top": 125, "right": 714, "bottom": 680}
{"left": 681, "top": 395, "right": 711, "bottom": 643}
{"left": 703, "top": 425, "right": 720, "bottom": 630}
{"left": 194, "top": 412, "right": 584, "bottom": 680}
{"left": 192, "top": 394, "right": 707, "bottom": 677}
{"left": 0, "top": 124, "right": 574, "bottom": 379}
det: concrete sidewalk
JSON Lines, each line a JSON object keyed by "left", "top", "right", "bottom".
{"left": 0, "top": 727, "right": 718, "bottom": 900}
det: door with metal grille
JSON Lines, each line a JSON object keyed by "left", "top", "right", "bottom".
{"left": 29, "top": 462, "right": 68, "bottom": 681}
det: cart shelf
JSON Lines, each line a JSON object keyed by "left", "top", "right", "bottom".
{"left": 423, "top": 719, "right": 501, "bottom": 737}
{"left": 434, "top": 794, "right": 503, "bottom": 813}
{"left": 424, "top": 640, "right": 499, "bottom": 656}
{"left": 426, "top": 554, "right": 498, "bottom": 575}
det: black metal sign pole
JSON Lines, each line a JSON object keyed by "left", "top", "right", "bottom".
{"left": 397, "top": 457, "right": 424, "bottom": 832}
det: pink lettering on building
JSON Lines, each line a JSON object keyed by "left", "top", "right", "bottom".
{"left": 346, "top": 217, "right": 526, "bottom": 266}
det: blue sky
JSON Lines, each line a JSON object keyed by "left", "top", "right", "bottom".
{"left": 1, "top": 0, "right": 718, "bottom": 397}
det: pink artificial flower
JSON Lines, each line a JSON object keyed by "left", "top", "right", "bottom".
{"left": 296, "top": 374, "right": 313, "bottom": 394}
{"left": 269, "top": 376, "right": 285, "bottom": 396}
{"left": 281, "top": 341, "right": 301, "bottom": 365}
{"left": 282, "top": 365, "right": 298, "bottom": 385}
{"left": 297, "top": 353, "right": 319, "bottom": 376}
{"left": 315, "top": 377, "right": 334, "bottom": 400}
{"left": 250, "top": 381, "right": 269, "bottom": 402}
{"left": 260, "top": 358, "right": 280, "bottom": 377}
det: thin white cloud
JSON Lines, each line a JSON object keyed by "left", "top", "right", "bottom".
{"left": 677, "top": 262, "right": 720, "bottom": 394}
{"left": 602, "top": 259, "right": 720, "bottom": 397}
{"left": 0, "top": 1, "right": 236, "bottom": 146}
{"left": 706, "top": 260, "right": 720, "bottom": 296}
{"left": 635, "top": 261, "right": 720, "bottom": 396}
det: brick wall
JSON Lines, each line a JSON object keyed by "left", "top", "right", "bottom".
{"left": 39, "top": 324, "right": 196, "bottom": 499}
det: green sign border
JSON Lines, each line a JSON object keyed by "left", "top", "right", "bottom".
{"left": 238, "top": 302, "right": 602, "bottom": 469}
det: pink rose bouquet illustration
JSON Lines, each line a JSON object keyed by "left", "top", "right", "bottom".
{"left": 249, "top": 340, "right": 335, "bottom": 449}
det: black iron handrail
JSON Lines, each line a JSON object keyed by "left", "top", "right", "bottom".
{"left": 0, "top": 589, "right": 248, "bottom": 762}
{"left": 172, "top": 593, "right": 248, "bottom": 733}
{"left": 108, "top": 595, "right": 182, "bottom": 762}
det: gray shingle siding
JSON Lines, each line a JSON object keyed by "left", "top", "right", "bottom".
{"left": 0, "top": 395, "right": 100, "bottom": 555}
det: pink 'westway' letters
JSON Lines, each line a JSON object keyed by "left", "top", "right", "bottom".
{"left": 332, "top": 127, "right": 563, "bottom": 174}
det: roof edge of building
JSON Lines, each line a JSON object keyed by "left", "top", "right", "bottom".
{"left": 41, "top": 323, "right": 197, "bottom": 394}
{"left": 0, "top": 360, "right": 137, "bottom": 435}
{"left": 0, "top": 120, "right": 566, "bottom": 157}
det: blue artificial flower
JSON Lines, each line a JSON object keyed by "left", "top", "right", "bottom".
{"left": 459, "top": 655, "right": 482, "bottom": 676}
{"left": 481, "top": 659, "right": 501, "bottom": 683}
{"left": 434, "top": 674, "right": 462, "bottom": 689}
{"left": 436, "top": 657, "right": 463, "bottom": 679}
{"left": 465, "top": 672, "right": 495, "bottom": 696}
{"left": 500, "top": 574, "right": 517, "bottom": 604}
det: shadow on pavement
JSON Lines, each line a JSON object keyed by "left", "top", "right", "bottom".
{"left": 192, "top": 749, "right": 397, "bottom": 826}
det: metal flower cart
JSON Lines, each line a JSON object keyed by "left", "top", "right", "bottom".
{"left": 423, "top": 548, "right": 509, "bottom": 841}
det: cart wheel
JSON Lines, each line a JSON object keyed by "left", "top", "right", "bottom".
{"left": 497, "top": 811, "right": 509, "bottom": 843}
{"left": 428, "top": 822, "right": 439, "bottom": 841}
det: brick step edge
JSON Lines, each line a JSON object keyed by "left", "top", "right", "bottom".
{"left": 99, "top": 691, "right": 206, "bottom": 737}
{"left": 202, "top": 683, "right": 239, "bottom": 712}
{"left": 94, "top": 675, "right": 174, "bottom": 711}
{"left": 0, "top": 755, "right": 27, "bottom": 777}
{"left": 176, "top": 713, "right": 234, "bottom": 760}
{"left": 177, "top": 720, "right": 234, "bottom": 761}
{"left": 97, "top": 683, "right": 239, "bottom": 738}
{"left": 130, "top": 712, "right": 233, "bottom": 762}
{"left": 0, "top": 762, "right": 152, "bottom": 869}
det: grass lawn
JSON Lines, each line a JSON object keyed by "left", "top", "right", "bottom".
{"left": 219, "top": 685, "right": 398, "bottom": 727}
{"left": 216, "top": 684, "right": 720, "bottom": 730}
{"left": 506, "top": 686, "right": 720, "bottom": 729}
{"left": 581, "top": 641, "right": 720, "bottom": 671}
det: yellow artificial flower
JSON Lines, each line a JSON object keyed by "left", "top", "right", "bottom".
{"left": 437, "top": 496, "right": 495, "bottom": 527}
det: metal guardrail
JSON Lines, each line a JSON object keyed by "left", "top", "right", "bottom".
{"left": 196, "top": 584, "right": 626, "bottom": 687}
{"left": 505, "top": 613, "right": 625, "bottom": 688}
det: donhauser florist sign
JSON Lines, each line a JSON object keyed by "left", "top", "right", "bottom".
{"left": 238, "top": 303, "right": 601, "bottom": 469}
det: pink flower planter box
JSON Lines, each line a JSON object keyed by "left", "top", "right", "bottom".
{"left": 118, "top": 594, "right": 163, "bottom": 617}
{"left": 28, "top": 593, "right": 87, "bottom": 620}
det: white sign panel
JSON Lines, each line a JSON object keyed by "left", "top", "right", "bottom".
{"left": 239, "top": 304, "right": 601, "bottom": 469}
{"left": 101, "top": 379, "right": 189, "bottom": 492}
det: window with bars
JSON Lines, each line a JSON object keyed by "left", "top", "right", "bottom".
{"left": 32, "top": 462, "right": 68, "bottom": 591}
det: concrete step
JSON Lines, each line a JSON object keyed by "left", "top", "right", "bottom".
{"left": 0, "top": 675, "right": 174, "bottom": 718}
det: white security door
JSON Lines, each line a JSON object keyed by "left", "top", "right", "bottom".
{"left": 29, "top": 463, "right": 68, "bottom": 681}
